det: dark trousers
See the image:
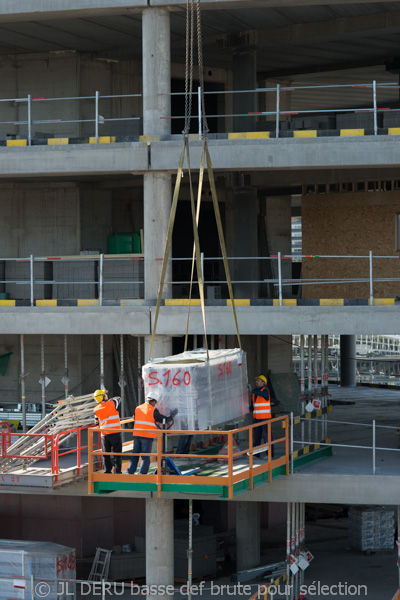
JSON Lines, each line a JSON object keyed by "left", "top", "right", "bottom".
{"left": 253, "top": 419, "right": 274, "bottom": 458}
{"left": 128, "top": 436, "right": 153, "bottom": 474}
{"left": 101, "top": 432, "right": 122, "bottom": 473}
{"left": 177, "top": 435, "right": 193, "bottom": 455}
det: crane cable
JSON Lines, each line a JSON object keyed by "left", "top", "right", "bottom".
{"left": 149, "top": 0, "right": 241, "bottom": 361}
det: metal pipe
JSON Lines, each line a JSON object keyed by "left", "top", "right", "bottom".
{"left": 188, "top": 499, "right": 193, "bottom": 600}
{"left": 120, "top": 334, "right": 126, "bottom": 420}
{"left": 99, "top": 253, "right": 104, "bottom": 307}
{"left": 373, "top": 80, "right": 378, "bottom": 136}
{"left": 30, "top": 254, "right": 34, "bottom": 307}
{"left": 369, "top": 250, "right": 374, "bottom": 306}
{"left": 20, "top": 334, "right": 26, "bottom": 433}
{"left": 27, "top": 94, "right": 32, "bottom": 147}
{"left": 321, "top": 335, "right": 325, "bottom": 440}
{"left": 290, "top": 412, "right": 294, "bottom": 474}
{"left": 198, "top": 86, "right": 202, "bottom": 137}
{"left": 307, "top": 335, "right": 313, "bottom": 399}
{"left": 286, "top": 503, "right": 291, "bottom": 600}
{"left": 397, "top": 506, "right": 400, "bottom": 589}
{"left": 64, "top": 335, "right": 69, "bottom": 399}
{"left": 100, "top": 334, "right": 105, "bottom": 391}
{"left": 290, "top": 503, "right": 295, "bottom": 600}
{"left": 314, "top": 335, "right": 319, "bottom": 442}
{"left": 276, "top": 84, "right": 280, "bottom": 139}
{"left": 137, "top": 337, "right": 142, "bottom": 405}
{"left": 278, "top": 251, "right": 282, "bottom": 306}
{"left": 300, "top": 335, "right": 305, "bottom": 447}
{"left": 95, "top": 90, "right": 99, "bottom": 142}
{"left": 40, "top": 334, "right": 46, "bottom": 419}
{"left": 372, "top": 419, "right": 376, "bottom": 474}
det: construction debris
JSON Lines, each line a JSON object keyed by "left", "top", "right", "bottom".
{"left": 0, "top": 393, "right": 97, "bottom": 473}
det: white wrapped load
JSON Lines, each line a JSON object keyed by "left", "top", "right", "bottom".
{"left": 142, "top": 348, "right": 248, "bottom": 430}
{"left": 0, "top": 539, "right": 76, "bottom": 599}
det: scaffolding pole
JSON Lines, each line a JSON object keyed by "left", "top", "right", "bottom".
{"left": 119, "top": 334, "right": 126, "bottom": 420}
{"left": 100, "top": 334, "right": 105, "bottom": 391}
{"left": 63, "top": 335, "right": 69, "bottom": 399}
{"left": 20, "top": 334, "right": 26, "bottom": 433}
{"left": 40, "top": 334, "right": 46, "bottom": 419}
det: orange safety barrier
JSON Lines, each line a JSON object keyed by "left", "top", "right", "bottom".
{"left": 0, "top": 422, "right": 11, "bottom": 447}
{"left": 88, "top": 415, "right": 289, "bottom": 498}
{"left": 53, "top": 425, "right": 101, "bottom": 482}
{"left": 0, "top": 425, "right": 101, "bottom": 481}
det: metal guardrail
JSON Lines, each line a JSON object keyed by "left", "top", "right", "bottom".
{"left": 292, "top": 414, "right": 400, "bottom": 475}
{"left": 88, "top": 416, "right": 289, "bottom": 499}
{"left": 0, "top": 251, "right": 398, "bottom": 303}
{"left": 1, "top": 80, "right": 400, "bottom": 142}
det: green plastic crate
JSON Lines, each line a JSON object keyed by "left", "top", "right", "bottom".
{"left": 107, "top": 232, "right": 141, "bottom": 254}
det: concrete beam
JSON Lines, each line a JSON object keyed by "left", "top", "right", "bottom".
{"left": 1, "top": 137, "right": 400, "bottom": 179}
{"left": 151, "top": 137, "right": 400, "bottom": 173}
{"left": 218, "top": 11, "right": 400, "bottom": 49}
{"left": 151, "top": 306, "right": 400, "bottom": 336}
{"left": 0, "top": 307, "right": 151, "bottom": 334}
{"left": 8, "top": 472, "right": 400, "bottom": 505}
{"left": 0, "top": 0, "right": 398, "bottom": 23}
{"left": 1, "top": 305, "right": 400, "bottom": 335}
{"left": 239, "top": 474, "right": 400, "bottom": 505}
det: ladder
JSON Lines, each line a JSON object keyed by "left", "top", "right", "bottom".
{"left": 88, "top": 547, "right": 112, "bottom": 581}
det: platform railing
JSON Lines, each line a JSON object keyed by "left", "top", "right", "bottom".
{"left": 0, "top": 251, "right": 400, "bottom": 304}
{"left": 88, "top": 415, "right": 289, "bottom": 498}
{"left": 0, "top": 424, "right": 101, "bottom": 480}
{"left": 293, "top": 416, "right": 400, "bottom": 475}
{"left": 0, "top": 80, "right": 399, "bottom": 142}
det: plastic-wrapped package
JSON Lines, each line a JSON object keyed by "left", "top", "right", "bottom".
{"left": 142, "top": 349, "right": 248, "bottom": 430}
{"left": 0, "top": 540, "right": 76, "bottom": 599}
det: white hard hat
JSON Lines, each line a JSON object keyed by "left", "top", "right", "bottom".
{"left": 146, "top": 390, "right": 159, "bottom": 403}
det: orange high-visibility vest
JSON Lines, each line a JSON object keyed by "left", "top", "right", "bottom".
{"left": 252, "top": 387, "right": 271, "bottom": 420}
{"left": 134, "top": 403, "right": 158, "bottom": 438}
{"left": 94, "top": 400, "right": 122, "bottom": 435}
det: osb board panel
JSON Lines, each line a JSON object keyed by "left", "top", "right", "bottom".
{"left": 302, "top": 191, "right": 400, "bottom": 299}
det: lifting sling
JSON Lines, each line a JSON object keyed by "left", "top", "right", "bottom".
{"left": 148, "top": 0, "right": 241, "bottom": 360}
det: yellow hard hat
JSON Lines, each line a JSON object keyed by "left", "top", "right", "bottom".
{"left": 255, "top": 375, "right": 267, "bottom": 385}
{"left": 93, "top": 389, "right": 106, "bottom": 403}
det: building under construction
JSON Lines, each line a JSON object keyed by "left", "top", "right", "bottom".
{"left": 0, "top": 0, "right": 400, "bottom": 596}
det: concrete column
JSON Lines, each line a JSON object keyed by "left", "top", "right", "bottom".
{"left": 142, "top": 7, "right": 172, "bottom": 361}
{"left": 340, "top": 335, "right": 357, "bottom": 387}
{"left": 146, "top": 498, "right": 174, "bottom": 597}
{"left": 142, "top": 8, "right": 171, "bottom": 137}
{"left": 233, "top": 51, "right": 256, "bottom": 133}
{"left": 232, "top": 187, "right": 258, "bottom": 299}
{"left": 236, "top": 501, "right": 260, "bottom": 571}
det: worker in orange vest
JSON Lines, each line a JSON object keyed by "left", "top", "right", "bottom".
{"left": 127, "top": 391, "right": 177, "bottom": 475}
{"left": 93, "top": 389, "right": 122, "bottom": 474}
{"left": 250, "top": 375, "right": 275, "bottom": 457}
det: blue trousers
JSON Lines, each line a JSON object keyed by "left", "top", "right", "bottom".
{"left": 127, "top": 436, "right": 153, "bottom": 474}
{"left": 253, "top": 419, "right": 274, "bottom": 458}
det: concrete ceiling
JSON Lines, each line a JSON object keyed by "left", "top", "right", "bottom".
{"left": 2, "top": 1, "right": 400, "bottom": 84}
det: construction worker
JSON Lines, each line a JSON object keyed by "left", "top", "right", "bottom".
{"left": 127, "top": 391, "right": 177, "bottom": 475}
{"left": 93, "top": 389, "right": 122, "bottom": 474}
{"left": 250, "top": 375, "right": 275, "bottom": 457}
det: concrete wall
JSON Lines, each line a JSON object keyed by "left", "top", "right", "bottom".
{"left": 0, "top": 52, "right": 142, "bottom": 139}
{"left": 0, "top": 334, "right": 114, "bottom": 406}
{"left": 0, "top": 494, "right": 145, "bottom": 558}
{"left": 80, "top": 188, "right": 113, "bottom": 253}
{"left": 302, "top": 190, "right": 400, "bottom": 298}
{"left": 0, "top": 183, "right": 80, "bottom": 258}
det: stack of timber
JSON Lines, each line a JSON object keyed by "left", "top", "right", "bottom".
{"left": 0, "top": 394, "right": 96, "bottom": 473}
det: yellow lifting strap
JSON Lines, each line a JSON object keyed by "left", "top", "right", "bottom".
{"left": 149, "top": 136, "right": 208, "bottom": 360}
{"left": 149, "top": 135, "right": 242, "bottom": 360}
